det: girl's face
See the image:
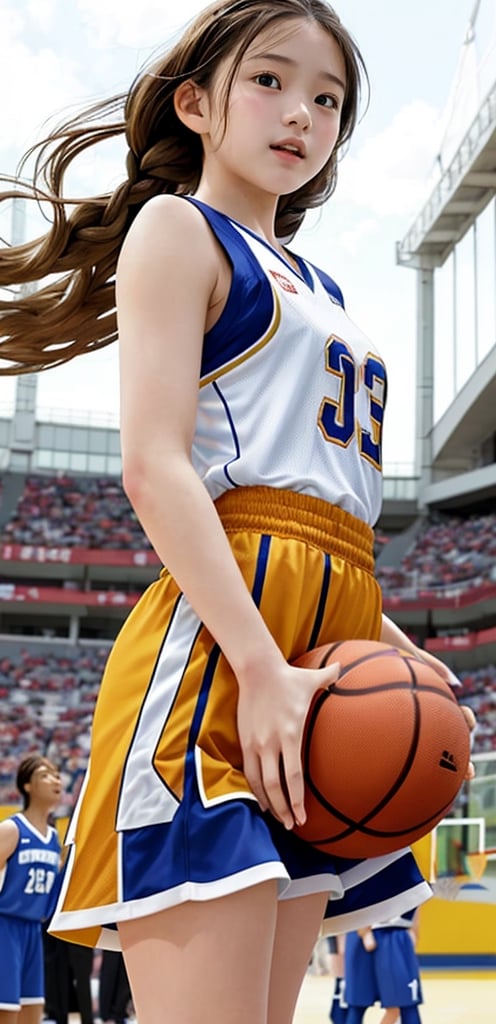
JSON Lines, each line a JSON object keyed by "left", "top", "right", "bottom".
{"left": 201, "top": 17, "right": 346, "bottom": 205}
{"left": 25, "top": 761, "right": 62, "bottom": 809}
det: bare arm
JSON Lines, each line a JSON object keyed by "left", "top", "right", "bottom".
{"left": 0, "top": 819, "right": 19, "bottom": 871}
{"left": 117, "top": 196, "right": 339, "bottom": 829}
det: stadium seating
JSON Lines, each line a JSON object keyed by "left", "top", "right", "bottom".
{"left": 1, "top": 474, "right": 152, "bottom": 550}
{"left": 0, "top": 642, "right": 493, "bottom": 805}
{"left": 0, "top": 475, "right": 495, "bottom": 806}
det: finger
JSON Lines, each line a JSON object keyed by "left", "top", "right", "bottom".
{"left": 279, "top": 743, "right": 306, "bottom": 828}
{"left": 243, "top": 751, "right": 269, "bottom": 814}
{"left": 465, "top": 760, "right": 475, "bottom": 781}
{"left": 261, "top": 752, "right": 295, "bottom": 830}
{"left": 460, "top": 704, "right": 476, "bottom": 731}
{"left": 441, "top": 665, "right": 462, "bottom": 689}
{"left": 419, "top": 651, "right": 461, "bottom": 689}
{"left": 317, "top": 661, "right": 341, "bottom": 689}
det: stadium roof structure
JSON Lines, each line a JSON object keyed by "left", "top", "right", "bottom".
{"left": 396, "top": 79, "right": 496, "bottom": 270}
{"left": 396, "top": 60, "right": 496, "bottom": 510}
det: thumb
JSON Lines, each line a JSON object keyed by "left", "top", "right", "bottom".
{"left": 317, "top": 660, "right": 341, "bottom": 689}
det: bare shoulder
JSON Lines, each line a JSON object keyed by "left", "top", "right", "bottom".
{"left": 0, "top": 817, "right": 20, "bottom": 864}
{"left": 119, "top": 194, "right": 218, "bottom": 275}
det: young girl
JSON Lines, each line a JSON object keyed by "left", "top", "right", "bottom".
{"left": 0, "top": 756, "right": 61, "bottom": 1024}
{"left": 0, "top": 2, "right": 474, "bottom": 1022}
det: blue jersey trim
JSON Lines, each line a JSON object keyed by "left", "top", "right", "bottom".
{"left": 211, "top": 380, "right": 241, "bottom": 487}
{"left": 184, "top": 198, "right": 276, "bottom": 380}
{"left": 309, "top": 261, "right": 345, "bottom": 308}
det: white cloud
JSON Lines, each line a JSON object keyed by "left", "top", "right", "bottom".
{"left": 0, "top": 3, "right": 86, "bottom": 157}
{"left": 337, "top": 217, "right": 378, "bottom": 257}
{"left": 336, "top": 101, "right": 443, "bottom": 218}
{"left": 26, "top": 0, "right": 58, "bottom": 31}
{"left": 76, "top": 0, "right": 204, "bottom": 49}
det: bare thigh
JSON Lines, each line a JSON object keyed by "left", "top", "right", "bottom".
{"left": 268, "top": 891, "right": 329, "bottom": 1024}
{"left": 119, "top": 883, "right": 328, "bottom": 1024}
{"left": 18, "top": 1008, "right": 42, "bottom": 1024}
{"left": 0, "top": 1012, "right": 19, "bottom": 1024}
{"left": 119, "top": 881, "right": 279, "bottom": 1024}
{"left": 0, "top": 1008, "right": 43, "bottom": 1024}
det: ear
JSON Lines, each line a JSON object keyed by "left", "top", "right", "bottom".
{"left": 174, "top": 80, "right": 210, "bottom": 136}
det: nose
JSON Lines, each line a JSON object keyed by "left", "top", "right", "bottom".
{"left": 283, "top": 98, "right": 312, "bottom": 131}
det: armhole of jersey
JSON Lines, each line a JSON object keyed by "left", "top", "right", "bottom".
{"left": 183, "top": 196, "right": 275, "bottom": 380}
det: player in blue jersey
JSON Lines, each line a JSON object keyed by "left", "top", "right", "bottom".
{"left": 344, "top": 910, "right": 423, "bottom": 1024}
{"left": 0, "top": 755, "right": 61, "bottom": 1024}
{"left": 0, "top": 2, "right": 475, "bottom": 1022}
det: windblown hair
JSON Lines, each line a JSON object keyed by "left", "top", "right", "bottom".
{"left": 0, "top": 0, "right": 367, "bottom": 374}
{"left": 16, "top": 754, "right": 57, "bottom": 809}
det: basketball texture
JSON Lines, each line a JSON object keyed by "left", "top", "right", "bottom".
{"left": 292, "top": 639, "right": 471, "bottom": 858}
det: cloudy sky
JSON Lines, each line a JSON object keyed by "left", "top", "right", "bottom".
{"left": 0, "top": 0, "right": 493, "bottom": 471}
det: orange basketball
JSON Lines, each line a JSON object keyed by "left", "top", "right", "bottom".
{"left": 292, "top": 640, "right": 471, "bottom": 858}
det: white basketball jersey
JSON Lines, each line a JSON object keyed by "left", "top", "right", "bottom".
{"left": 189, "top": 199, "right": 386, "bottom": 526}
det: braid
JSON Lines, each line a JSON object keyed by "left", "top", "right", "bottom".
{"left": 0, "top": 93, "right": 172, "bottom": 374}
{"left": 0, "top": 0, "right": 366, "bottom": 375}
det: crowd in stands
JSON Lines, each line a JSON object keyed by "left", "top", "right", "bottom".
{"left": 376, "top": 512, "right": 496, "bottom": 594}
{"left": 0, "top": 475, "right": 495, "bottom": 804}
{"left": 0, "top": 645, "right": 109, "bottom": 806}
{"left": 2, "top": 475, "right": 496, "bottom": 595}
{"left": 0, "top": 645, "right": 494, "bottom": 808}
{"left": 1, "top": 474, "right": 152, "bottom": 550}
{"left": 458, "top": 666, "right": 496, "bottom": 755}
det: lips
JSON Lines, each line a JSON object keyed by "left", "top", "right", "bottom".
{"left": 270, "top": 139, "right": 305, "bottom": 158}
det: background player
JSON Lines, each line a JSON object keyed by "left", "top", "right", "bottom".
{"left": 327, "top": 933, "right": 347, "bottom": 1024}
{"left": 344, "top": 909, "right": 423, "bottom": 1024}
{"left": 0, "top": 755, "right": 61, "bottom": 1024}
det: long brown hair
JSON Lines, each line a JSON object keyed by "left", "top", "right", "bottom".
{"left": 0, "top": 0, "right": 367, "bottom": 375}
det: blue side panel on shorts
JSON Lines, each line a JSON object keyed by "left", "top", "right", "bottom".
{"left": 325, "top": 855, "right": 425, "bottom": 922}
{"left": 121, "top": 798, "right": 286, "bottom": 902}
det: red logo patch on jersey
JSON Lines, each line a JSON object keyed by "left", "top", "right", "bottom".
{"left": 269, "top": 270, "right": 298, "bottom": 293}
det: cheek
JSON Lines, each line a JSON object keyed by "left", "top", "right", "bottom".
{"left": 316, "top": 116, "right": 340, "bottom": 154}
{"left": 230, "top": 90, "right": 274, "bottom": 123}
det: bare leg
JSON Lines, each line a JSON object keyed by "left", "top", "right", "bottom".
{"left": 119, "top": 880, "right": 278, "bottom": 1024}
{"left": 0, "top": 1012, "right": 19, "bottom": 1024}
{"left": 18, "top": 1008, "right": 43, "bottom": 1024}
{"left": 267, "top": 891, "right": 329, "bottom": 1024}
{"left": 379, "top": 1011, "right": 400, "bottom": 1024}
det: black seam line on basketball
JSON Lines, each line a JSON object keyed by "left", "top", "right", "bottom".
{"left": 310, "top": 795, "right": 458, "bottom": 844}
{"left": 326, "top": 680, "right": 457, "bottom": 699}
{"left": 317, "top": 642, "right": 342, "bottom": 669}
{"left": 318, "top": 646, "right": 405, "bottom": 675}
{"left": 303, "top": 689, "right": 329, "bottom": 780}
{"left": 305, "top": 657, "right": 422, "bottom": 831}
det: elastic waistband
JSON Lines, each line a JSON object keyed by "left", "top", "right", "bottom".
{"left": 214, "top": 487, "right": 375, "bottom": 574}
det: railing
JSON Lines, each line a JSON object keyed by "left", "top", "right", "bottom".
{"left": 397, "top": 79, "right": 496, "bottom": 261}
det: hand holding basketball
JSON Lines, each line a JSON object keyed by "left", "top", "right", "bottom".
{"left": 291, "top": 640, "right": 471, "bottom": 858}
{"left": 237, "top": 653, "right": 341, "bottom": 830}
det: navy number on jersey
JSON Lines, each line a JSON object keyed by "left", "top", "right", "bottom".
{"left": 318, "top": 338, "right": 387, "bottom": 470}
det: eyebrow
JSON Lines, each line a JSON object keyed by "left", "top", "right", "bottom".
{"left": 246, "top": 52, "right": 346, "bottom": 92}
